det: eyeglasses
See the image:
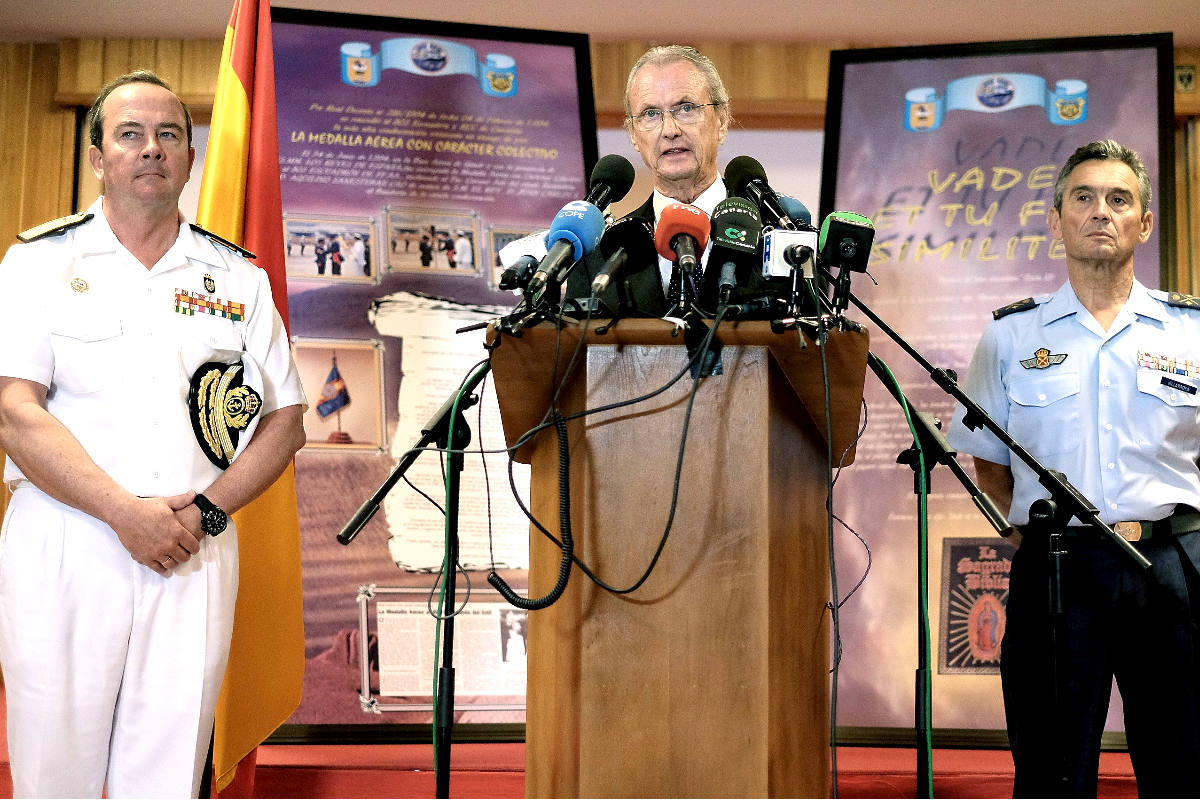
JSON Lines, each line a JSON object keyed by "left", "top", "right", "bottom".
{"left": 628, "top": 102, "right": 719, "bottom": 132}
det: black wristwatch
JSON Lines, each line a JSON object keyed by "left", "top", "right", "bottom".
{"left": 194, "top": 493, "right": 228, "bottom": 536}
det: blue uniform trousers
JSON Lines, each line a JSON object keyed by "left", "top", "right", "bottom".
{"left": 1001, "top": 529, "right": 1200, "bottom": 797}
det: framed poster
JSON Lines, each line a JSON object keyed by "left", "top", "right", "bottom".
{"left": 270, "top": 7, "right": 595, "bottom": 739}
{"left": 819, "top": 34, "right": 1173, "bottom": 737}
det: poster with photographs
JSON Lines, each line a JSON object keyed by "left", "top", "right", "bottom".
{"left": 821, "top": 33, "right": 1172, "bottom": 733}
{"left": 272, "top": 7, "right": 595, "bottom": 732}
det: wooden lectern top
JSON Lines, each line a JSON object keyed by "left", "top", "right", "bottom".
{"left": 486, "top": 318, "right": 869, "bottom": 464}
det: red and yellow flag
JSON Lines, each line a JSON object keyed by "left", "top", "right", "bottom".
{"left": 197, "top": 0, "right": 304, "bottom": 792}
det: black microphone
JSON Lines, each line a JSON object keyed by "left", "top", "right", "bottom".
{"left": 592, "top": 217, "right": 655, "bottom": 294}
{"left": 724, "top": 155, "right": 798, "bottom": 230}
{"left": 498, "top": 254, "right": 538, "bottom": 292}
{"left": 584, "top": 154, "right": 636, "bottom": 212}
{"left": 723, "top": 296, "right": 778, "bottom": 319}
{"left": 704, "top": 197, "right": 762, "bottom": 305}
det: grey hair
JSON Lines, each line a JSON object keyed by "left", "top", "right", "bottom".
{"left": 623, "top": 45, "right": 732, "bottom": 128}
{"left": 1053, "top": 139, "right": 1151, "bottom": 212}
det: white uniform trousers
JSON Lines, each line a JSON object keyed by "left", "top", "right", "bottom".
{"left": 0, "top": 484, "right": 239, "bottom": 798}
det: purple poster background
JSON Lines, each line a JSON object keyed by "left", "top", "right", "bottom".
{"left": 271, "top": 11, "right": 593, "bottom": 728}
{"left": 824, "top": 42, "right": 1167, "bottom": 731}
{"left": 273, "top": 23, "right": 587, "bottom": 245}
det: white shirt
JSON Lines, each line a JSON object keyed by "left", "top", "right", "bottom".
{"left": 947, "top": 279, "right": 1200, "bottom": 525}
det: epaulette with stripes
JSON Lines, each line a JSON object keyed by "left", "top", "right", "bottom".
{"left": 1167, "top": 291, "right": 1200, "bottom": 311}
{"left": 16, "top": 213, "right": 93, "bottom": 243}
{"left": 189, "top": 223, "right": 256, "bottom": 259}
{"left": 992, "top": 297, "right": 1039, "bottom": 320}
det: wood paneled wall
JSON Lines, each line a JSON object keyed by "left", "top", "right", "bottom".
{"left": 1, "top": 37, "right": 1198, "bottom": 519}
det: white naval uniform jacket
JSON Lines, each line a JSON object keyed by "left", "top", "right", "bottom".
{"left": 0, "top": 197, "right": 306, "bottom": 497}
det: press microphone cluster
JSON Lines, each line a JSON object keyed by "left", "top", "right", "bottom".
{"left": 522, "top": 154, "right": 636, "bottom": 302}
{"left": 714, "top": 155, "right": 881, "bottom": 322}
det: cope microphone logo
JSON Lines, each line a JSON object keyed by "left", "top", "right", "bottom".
{"left": 557, "top": 201, "right": 592, "bottom": 221}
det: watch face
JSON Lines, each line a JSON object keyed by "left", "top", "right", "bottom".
{"left": 202, "top": 508, "right": 228, "bottom": 536}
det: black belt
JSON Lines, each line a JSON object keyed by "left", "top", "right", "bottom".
{"left": 1055, "top": 506, "right": 1200, "bottom": 543}
{"left": 1113, "top": 507, "right": 1200, "bottom": 542}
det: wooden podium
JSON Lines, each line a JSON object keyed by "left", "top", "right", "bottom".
{"left": 488, "top": 319, "right": 869, "bottom": 798}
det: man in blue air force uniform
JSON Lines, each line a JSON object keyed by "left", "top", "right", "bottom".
{"left": 948, "top": 139, "right": 1200, "bottom": 796}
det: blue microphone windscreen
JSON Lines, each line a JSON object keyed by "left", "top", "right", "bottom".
{"left": 778, "top": 194, "right": 812, "bottom": 227}
{"left": 546, "top": 201, "right": 606, "bottom": 260}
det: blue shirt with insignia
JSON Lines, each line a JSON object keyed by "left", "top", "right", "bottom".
{"left": 947, "top": 279, "right": 1200, "bottom": 525}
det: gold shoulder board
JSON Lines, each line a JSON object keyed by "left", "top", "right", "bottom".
{"left": 17, "top": 213, "right": 93, "bottom": 243}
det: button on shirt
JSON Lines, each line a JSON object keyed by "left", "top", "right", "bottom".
{"left": 947, "top": 279, "right": 1200, "bottom": 525}
{"left": 0, "top": 198, "right": 307, "bottom": 498}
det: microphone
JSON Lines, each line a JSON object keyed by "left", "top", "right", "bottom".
{"left": 818, "top": 211, "right": 875, "bottom": 314}
{"left": 498, "top": 254, "right": 538, "bottom": 292}
{"left": 777, "top": 194, "right": 813, "bottom": 228}
{"left": 654, "top": 203, "right": 710, "bottom": 272}
{"left": 523, "top": 200, "right": 606, "bottom": 298}
{"left": 584, "top": 154, "right": 637, "bottom": 212}
{"left": 592, "top": 217, "right": 655, "bottom": 294}
{"left": 497, "top": 230, "right": 548, "bottom": 269}
{"left": 724, "top": 155, "right": 799, "bottom": 230}
{"left": 818, "top": 211, "right": 875, "bottom": 273}
{"left": 762, "top": 227, "right": 818, "bottom": 279}
{"left": 705, "top": 197, "right": 761, "bottom": 304}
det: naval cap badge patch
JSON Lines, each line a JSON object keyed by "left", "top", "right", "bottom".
{"left": 188, "top": 361, "right": 263, "bottom": 469}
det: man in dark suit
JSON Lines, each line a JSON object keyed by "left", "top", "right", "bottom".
{"left": 567, "top": 45, "right": 732, "bottom": 317}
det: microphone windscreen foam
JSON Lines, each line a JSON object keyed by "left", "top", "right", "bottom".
{"left": 599, "top": 216, "right": 656, "bottom": 263}
{"left": 545, "top": 201, "right": 606, "bottom": 260}
{"left": 654, "top": 203, "right": 710, "bottom": 261}
{"left": 590, "top": 154, "right": 636, "bottom": 205}
{"left": 709, "top": 197, "right": 762, "bottom": 256}
{"left": 723, "top": 155, "right": 768, "bottom": 197}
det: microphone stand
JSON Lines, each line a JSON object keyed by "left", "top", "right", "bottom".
{"left": 815, "top": 265, "right": 1150, "bottom": 797}
{"left": 337, "top": 362, "right": 491, "bottom": 799}
{"left": 667, "top": 258, "right": 700, "bottom": 322}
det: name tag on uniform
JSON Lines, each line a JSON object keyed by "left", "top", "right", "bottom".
{"left": 1162, "top": 376, "right": 1198, "bottom": 395}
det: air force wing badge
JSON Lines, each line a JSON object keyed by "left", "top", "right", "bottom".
{"left": 189, "top": 360, "right": 264, "bottom": 469}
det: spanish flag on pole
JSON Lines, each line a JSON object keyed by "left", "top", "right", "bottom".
{"left": 197, "top": 0, "right": 304, "bottom": 792}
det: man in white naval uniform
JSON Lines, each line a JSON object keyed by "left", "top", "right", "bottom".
{"left": 0, "top": 71, "right": 306, "bottom": 797}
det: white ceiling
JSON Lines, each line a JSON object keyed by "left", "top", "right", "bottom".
{"left": 2, "top": 0, "right": 1198, "bottom": 47}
